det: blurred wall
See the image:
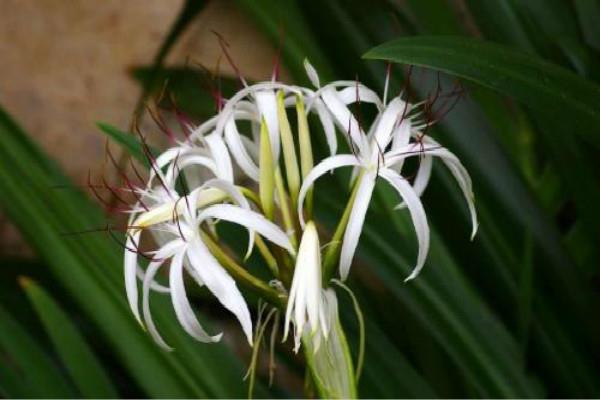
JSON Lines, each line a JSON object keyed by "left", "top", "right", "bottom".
{"left": 0, "top": 0, "right": 281, "bottom": 256}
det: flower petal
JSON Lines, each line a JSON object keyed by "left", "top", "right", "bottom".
{"left": 255, "top": 90, "right": 280, "bottom": 161}
{"left": 205, "top": 133, "right": 234, "bottom": 182}
{"left": 187, "top": 238, "right": 253, "bottom": 344}
{"left": 297, "top": 155, "right": 362, "bottom": 227}
{"left": 388, "top": 142, "right": 478, "bottom": 239}
{"left": 337, "top": 86, "right": 383, "bottom": 110}
{"left": 321, "top": 88, "right": 368, "bottom": 156}
{"left": 304, "top": 58, "right": 320, "bottom": 88}
{"left": 314, "top": 99, "right": 337, "bottom": 155}
{"left": 224, "top": 118, "right": 260, "bottom": 181}
{"left": 202, "top": 179, "right": 255, "bottom": 258}
{"left": 339, "top": 171, "right": 377, "bottom": 281}
{"left": 395, "top": 155, "right": 432, "bottom": 210}
{"left": 197, "top": 204, "right": 294, "bottom": 254}
{"left": 124, "top": 230, "right": 142, "bottom": 324}
{"left": 284, "top": 221, "right": 322, "bottom": 351}
{"left": 379, "top": 168, "right": 430, "bottom": 281}
{"left": 170, "top": 250, "right": 223, "bottom": 343}
{"left": 142, "top": 259, "right": 173, "bottom": 351}
{"left": 372, "top": 97, "right": 407, "bottom": 150}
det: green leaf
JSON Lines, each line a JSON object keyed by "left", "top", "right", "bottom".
{"left": 96, "top": 122, "right": 156, "bottom": 166}
{"left": 364, "top": 36, "right": 600, "bottom": 147}
{"left": 0, "top": 305, "right": 75, "bottom": 398}
{"left": 573, "top": 0, "right": 600, "bottom": 52}
{"left": 20, "top": 277, "right": 118, "bottom": 398}
{"left": 0, "top": 104, "right": 256, "bottom": 398}
{"left": 364, "top": 35, "right": 600, "bottom": 258}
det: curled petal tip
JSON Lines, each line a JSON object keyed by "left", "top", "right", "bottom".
{"left": 470, "top": 224, "right": 479, "bottom": 241}
{"left": 213, "top": 332, "right": 224, "bottom": 343}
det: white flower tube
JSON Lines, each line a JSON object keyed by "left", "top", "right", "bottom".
{"left": 283, "top": 221, "right": 329, "bottom": 352}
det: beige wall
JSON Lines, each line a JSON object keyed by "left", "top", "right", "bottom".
{"left": 0, "top": 0, "right": 281, "bottom": 255}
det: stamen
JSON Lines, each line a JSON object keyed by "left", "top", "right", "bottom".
{"left": 212, "top": 30, "right": 248, "bottom": 87}
{"left": 146, "top": 103, "right": 176, "bottom": 144}
{"left": 271, "top": 23, "right": 285, "bottom": 82}
{"left": 105, "top": 143, "right": 149, "bottom": 211}
{"left": 172, "top": 196, "right": 188, "bottom": 243}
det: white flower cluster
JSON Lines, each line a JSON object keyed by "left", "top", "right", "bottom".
{"left": 123, "top": 60, "right": 477, "bottom": 352}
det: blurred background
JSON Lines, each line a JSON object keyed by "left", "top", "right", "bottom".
{"left": 0, "top": 0, "right": 281, "bottom": 256}
{"left": 1, "top": 0, "right": 599, "bottom": 398}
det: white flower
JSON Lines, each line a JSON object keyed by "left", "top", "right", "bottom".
{"left": 283, "top": 221, "right": 330, "bottom": 352}
{"left": 125, "top": 181, "right": 294, "bottom": 349}
{"left": 297, "top": 62, "right": 478, "bottom": 282}
{"left": 121, "top": 58, "right": 477, "bottom": 357}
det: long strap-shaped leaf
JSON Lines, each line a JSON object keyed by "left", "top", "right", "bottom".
{"left": 0, "top": 105, "right": 256, "bottom": 398}
{"left": 20, "top": 278, "right": 118, "bottom": 398}
{"left": 364, "top": 36, "right": 600, "bottom": 148}
{"left": 0, "top": 305, "right": 75, "bottom": 398}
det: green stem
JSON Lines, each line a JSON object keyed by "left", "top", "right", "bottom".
{"left": 255, "top": 235, "right": 279, "bottom": 277}
{"left": 200, "top": 231, "right": 285, "bottom": 308}
{"left": 322, "top": 172, "right": 364, "bottom": 282}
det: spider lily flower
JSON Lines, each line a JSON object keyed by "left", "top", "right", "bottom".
{"left": 283, "top": 221, "right": 330, "bottom": 352}
{"left": 298, "top": 62, "right": 478, "bottom": 282}
{"left": 125, "top": 181, "right": 294, "bottom": 349}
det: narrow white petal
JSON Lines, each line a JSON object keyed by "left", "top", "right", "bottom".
{"left": 255, "top": 90, "right": 280, "bottom": 161}
{"left": 314, "top": 100, "right": 337, "bottom": 155}
{"left": 205, "top": 133, "right": 234, "bottom": 182}
{"left": 202, "top": 179, "right": 255, "bottom": 258}
{"left": 412, "top": 155, "right": 433, "bottom": 197}
{"left": 187, "top": 238, "right": 253, "bottom": 344}
{"left": 432, "top": 149, "right": 478, "bottom": 239}
{"left": 304, "top": 58, "right": 320, "bottom": 88}
{"left": 189, "top": 114, "right": 219, "bottom": 141}
{"left": 164, "top": 152, "right": 219, "bottom": 188}
{"left": 197, "top": 204, "right": 294, "bottom": 254}
{"left": 339, "top": 171, "right": 377, "bottom": 281}
{"left": 285, "top": 221, "right": 322, "bottom": 349}
{"left": 372, "top": 97, "right": 406, "bottom": 150}
{"left": 138, "top": 238, "right": 182, "bottom": 294}
{"left": 379, "top": 168, "right": 430, "bottom": 281}
{"left": 283, "top": 271, "right": 299, "bottom": 341}
{"left": 224, "top": 118, "right": 260, "bottom": 181}
{"left": 297, "top": 155, "right": 362, "bottom": 227}
{"left": 240, "top": 135, "right": 259, "bottom": 161}
{"left": 391, "top": 119, "right": 412, "bottom": 152}
{"left": 142, "top": 259, "right": 173, "bottom": 351}
{"left": 124, "top": 231, "right": 142, "bottom": 324}
{"left": 383, "top": 142, "right": 440, "bottom": 168}
{"left": 395, "top": 155, "right": 432, "bottom": 210}
{"left": 337, "top": 86, "right": 383, "bottom": 109}
{"left": 389, "top": 141, "right": 478, "bottom": 238}
{"left": 136, "top": 266, "right": 170, "bottom": 293}
{"left": 169, "top": 250, "right": 223, "bottom": 343}
{"left": 321, "top": 88, "right": 368, "bottom": 155}
{"left": 215, "top": 82, "right": 301, "bottom": 138}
